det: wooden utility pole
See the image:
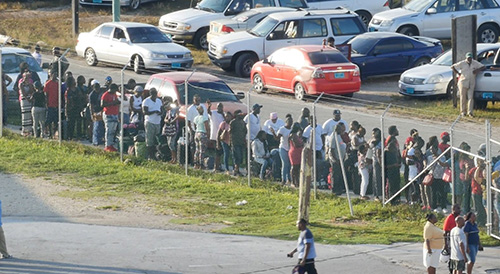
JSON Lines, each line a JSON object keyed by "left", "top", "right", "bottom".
{"left": 72, "top": 0, "right": 79, "bottom": 37}
{"left": 298, "top": 145, "right": 313, "bottom": 222}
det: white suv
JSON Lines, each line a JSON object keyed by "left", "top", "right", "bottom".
{"left": 208, "top": 8, "right": 366, "bottom": 77}
{"left": 158, "top": 0, "right": 308, "bottom": 50}
{"left": 306, "top": 0, "right": 390, "bottom": 26}
{"left": 368, "top": 0, "right": 500, "bottom": 43}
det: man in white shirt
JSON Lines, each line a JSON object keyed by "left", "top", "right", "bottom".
{"left": 208, "top": 101, "right": 225, "bottom": 171}
{"left": 244, "top": 104, "right": 262, "bottom": 141}
{"left": 263, "top": 112, "right": 284, "bottom": 150}
{"left": 287, "top": 219, "right": 317, "bottom": 274}
{"left": 303, "top": 115, "right": 323, "bottom": 159}
{"left": 186, "top": 94, "right": 208, "bottom": 132}
{"left": 142, "top": 88, "right": 163, "bottom": 160}
{"left": 32, "top": 45, "right": 42, "bottom": 66}
{"left": 328, "top": 124, "right": 347, "bottom": 195}
{"left": 450, "top": 216, "right": 468, "bottom": 274}
{"left": 322, "top": 109, "right": 348, "bottom": 137}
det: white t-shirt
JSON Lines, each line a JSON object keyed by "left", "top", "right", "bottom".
{"left": 277, "top": 126, "right": 291, "bottom": 151}
{"left": 303, "top": 124, "right": 323, "bottom": 151}
{"left": 131, "top": 95, "right": 143, "bottom": 111}
{"left": 244, "top": 113, "right": 261, "bottom": 140}
{"left": 187, "top": 104, "right": 208, "bottom": 130}
{"left": 263, "top": 118, "right": 285, "bottom": 135}
{"left": 407, "top": 147, "right": 418, "bottom": 180}
{"left": 322, "top": 118, "right": 347, "bottom": 136}
{"left": 209, "top": 110, "right": 225, "bottom": 140}
{"left": 450, "top": 226, "right": 467, "bottom": 261}
{"left": 297, "top": 228, "right": 316, "bottom": 260}
{"left": 142, "top": 97, "right": 163, "bottom": 125}
{"left": 117, "top": 93, "right": 130, "bottom": 114}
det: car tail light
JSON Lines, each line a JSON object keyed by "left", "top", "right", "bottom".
{"left": 312, "top": 68, "right": 325, "bottom": 79}
{"left": 221, "top": 25, "right": 234, "bottom": 33}
{"left": 383, "top": 1, "right": 389, "bottom": 6}
{"left": 353, "top": 67, "right": 360, "bottom": 77}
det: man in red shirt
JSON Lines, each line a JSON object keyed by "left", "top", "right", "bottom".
{"left": 100, "top": 83, "right": 120, "bottom": 152}
{"left": 439, "top": 132, "right": 451, "bottom": 159}
{"left": 44, "top": 72, "right": 59, "bottom": 138}
{"left": 443, "top": 203, "right": 461, "bottom": 274}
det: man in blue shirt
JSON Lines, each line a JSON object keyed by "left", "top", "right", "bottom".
{"left": 287, "top": 219, "right": 317, "bottom": 274}
{"left": 0, "top": 200, "right": 12, "bottom": 259}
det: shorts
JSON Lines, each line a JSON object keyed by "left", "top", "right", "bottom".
{"left": 423, "top": 248, "right": 440, "bottom": 268}
{"left": 450, "top": 259, "right": 465, "bottom": 271}
{"left": 46, "top": 107, "right": 58, "bottom": 124}
{"left": 145, "top": 122, "right": 161, "bottom": 147}
{"left": 467, "top": 244, "right": 478, "bottom": 263}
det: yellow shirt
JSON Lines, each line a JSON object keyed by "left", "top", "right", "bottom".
{"left": 451, "top": 59, "right": 484, "bottom": 89}
{"left": 423, "top": 221, "right": 445, "bottom": 249}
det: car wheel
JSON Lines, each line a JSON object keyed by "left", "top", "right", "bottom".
{"left": 398, "top": 25, "right": 418, "bottom": 36}
{"left": 477, "top": 24, "right": 499, "bottom": 43}
{"left": 193, "top": 28, "right": 209, "bottom": 50}
{"left": 474, "top": 100, "right": 488, "bottom": 110}
{"left": 253, "top": 73, "right": 266, "bottom": 93}
{"left": 133, "top": 55, "right": 144, "bottom": 74}
{"left": 356, "top": 10, "right": 371, "bottom": 27}
{"left": 129, "top": 0, "right": 141, "bottom": 9}
{"left": 85, "top": 48, "right": 98, "bottom": 66}
{"left": 235, "top": 53, "right": 257, "bottom": 78}
{"left": 413, "top": 57, "right": 430, "bottom": 67}
{"left": 294, "top": 82, "right": 306, "bottom": 101}
{"left": 445, "top": 81, "right": 454, "bottom": 99}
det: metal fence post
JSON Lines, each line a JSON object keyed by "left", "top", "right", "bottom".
{"left": 380, "top": 104, "right": 391, "bottom": 206}
{"left": 119, "top": 63, "right": 127, "bottom": 162}
{"left": 486, "top": 120, "right": 492, "bottom": 235}
{"left": 184, "top": 70, "right": 196, "bottom": 176}
{"left": 450, "top": 115, "right": 461, "bottom": 206}
{"left": 0, "top": 46, "right": 3, "bottom": 138}
{"left": 311, "top": 93, "right": 323, "bottom": 199}
{"left": 247, "top": 88, "right": 251, "bottom": 187}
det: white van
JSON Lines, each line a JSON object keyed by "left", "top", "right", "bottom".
{"left": 208, "top": 8, "right": 366, "bottom": 77}
{"left": 306, "top": 0, "right": 391, "bottom": 26}
{"left": 158, "top": 0, "right": 308, "bottom": 50}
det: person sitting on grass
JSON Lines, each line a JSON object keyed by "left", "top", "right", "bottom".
{"left": 252, "top": 130, "right": 273, "bottom": 180}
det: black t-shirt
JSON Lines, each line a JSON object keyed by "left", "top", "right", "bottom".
{"left": 32, "top": 92, "right": 46, "bottom": 108}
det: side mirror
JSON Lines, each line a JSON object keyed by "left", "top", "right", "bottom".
{"left": 236, "top": 92, "right": 245, "bottom": 99}
{"left": 41, "top": 62, "right": 50, "bottom": 69}
{"left": 119, "top": 38, "right": 128, "bottom": 43}
{"left": 426, "top": 7, "right": 437, "bottom": 14}
{"left": 268, "top": 33, "right": 275, "bottom": 40}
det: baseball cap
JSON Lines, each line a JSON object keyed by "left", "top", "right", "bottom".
{"left": 440, "top": 132, "right": 449, "bottom": 139}
{"left": 333, "top": 109, "right": 341, "bottom": 115}
{"left": 270, "top": 112, "right": 278, "bottom": 119}
{"left": 105, "top": 76, "right": 113, "bottom": 82}
{"left": 134, "top": 86, "right": 144, "bottom": 93}
{"left": 252, "top": 103, "right": 263, "bottom": 110}
{"left": 91, "top": 79, "right": 99, "bottom": 86}
{"left": 466, "top": 52, "right": 473, "bottom": 58}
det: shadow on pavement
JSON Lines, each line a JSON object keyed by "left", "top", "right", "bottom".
{"left": 0, "top": 258, "right": 180, "bottom": 274}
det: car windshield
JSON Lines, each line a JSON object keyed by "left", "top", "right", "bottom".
{"left": 308, "top": 51, "right": 349, "bottom": 65}
{"left": 233, "top": 9, "right": 259, "bottom": 22}
{"left": 128, "top": 27, "right": 171, "bottom": 43}
{"left": 403, "top": 0, "right": 434, "bottom": 12}
{"left": 347, "top": 36, "right": 378, "bottom": 55}
{"left": 431, "top": 50, "right": 452, "bottom": 66}
{"left": 197, "top": 0, "right": 232, "bottom": 13}
{"left": 249, "top": 17, "right": 278, "bottom": 37}
{"left": 1, "top": 53, "right": 42, "bottom": 74}
{"left": 177, "top": 81, "right": 239, "bottom": 104}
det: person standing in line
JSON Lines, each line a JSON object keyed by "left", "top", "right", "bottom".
{"left": 385, "top": 139, "right": 401, "bottom": 205}
{"left": 75, "top": 75, "right": 88, "bottom": 139}
{"left": 230, "top": 110, "right": 247, "bottom": 176}
{"left": 369, "top": 128, "right": 382, "bottom": 201}
{"left": 208, "top": 101, "right": 225, "bottom": 171}
{"left": 32, "top": 45, "right": 42, "bottom": 66}
{"left": 459, "top": 142, "right": 474, "bottom": 213}
{"left": 187, "top": 94, "right": 208, "bottom": 163}
{"left": 358, "top": 144, "right": 370, "bottom": 200}
{"left": 275, "top": 116, "right": 293, "bottom": 185}
{"left": 469, "top": 160, "right": 486, "bottom": 226}
{"left": 439, "top": 132, "right": 451, "bottom": 159}
{"left": 463, "top": 212, "right": 482, "bottom": 274}
{"left": 451, "top": 52, "right": 485, "bottom": 117}
{"left": 288, "top": 122, "right": 304, "bottom": 188}
{"left": 1, "top": 72, "right": 12, "bottom": 126}
{"left": 49, "top": 47, "right": 69, "bottom": 77}
{"left": 217, "top": 112, "right": 233, "bottom": 173}
{"left": 129, "top": 86, "right": 144, "bottom": 124}
{"left": 450, "top": 216, "right": 468, "bottom": 274}
{"left": 142, "top": 88, "right": 163, "bottom": 160}
{"left": 44, "top": 71, "right": 59, "bottom": 139}
{"left": 244, "top": 104, "right": 262, "bottom": 141}
{"left": 18, "top": 71, "right": 35, "bottom": 136}
{"left": 444, "top": 204, "right": 462, "bottom": 274}
{"left": 0, "top": 200, "right": 12, "bottom": 260}
{"left": 303, "top": 115, "right": 323, "bottom": 160}
{"left": 30, "top": 81, "right": 47, "bottom": 138}
{"left": 299, "top": 107, "right": 310, "bottom": 130}
{"left": 162, "top": 99, "right": 179, "bottom": 164}
{"left": 89, "top": 80, "right": 104, "bottom": 146}
{"left": 101, "top": 83, "right": 120, "bottom": 152}
{"left": 423, "top": 213, "right": 444, "bottom": 274}
{"left": 328, "top": 123, "right": 347, "bottom": 195}
{"left": 287, "top": 219, "right": 318, "bottom": 274}
{"left": 64, "top": 76, "right": 79, "bottom": 140}
{"left": 193, "top": 105, "right": 210, "bottom": 169}
{"left": 427, "top": 146, "right": 447, "bottom": 212}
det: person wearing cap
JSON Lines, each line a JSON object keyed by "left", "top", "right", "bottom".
{"left": 30, "top": 80, "right": 47, "bottom": 138}
{"left": 264, "top": 112, "right": 285, "bottom": 150}
{"left": 439, "top": 132, "right": 451, "bottom": 159}
{"left": 101, "top": 83, "right": 121, "bottom": 152}
{"left": 32, "top": 44, "right": 42, "bottom": 66}
{"left": 129, "top": 85, "right": 144, "bottom": 124}
{"left": 244, "top": 104, "right": 263, "bottom": 141}
{"left": 322, "top": 109, "right": 348, "bottom": 141}
{"left": 142, "top": 87, "right": 163, "bottom": 160}
{"left": 451, "top": 52, "right": 485, "bottom": 117}
{"left": 49, "top": 46, "right": 69, "bottom": 77}
{"left": 89, "top": 80, "right": 104, "bottom": 145}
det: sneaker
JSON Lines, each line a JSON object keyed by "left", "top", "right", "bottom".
{"left": 426, "top": 205, "right": 432, "bottom": 210}
{"left": 421, "top": 206, "right": 427, "bottom": 210}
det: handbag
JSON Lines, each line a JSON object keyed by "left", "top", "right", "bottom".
{"left": 423, "top": 173, "right": 434, "bottom": 186}
{"left": 442, "top": 168, "right": 452, "bottom": 183}
{"left": 439, "top": 248, "right": 450, "bottom": 263}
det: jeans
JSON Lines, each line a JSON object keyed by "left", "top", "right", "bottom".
{"left": 104, "top": 113, "right": 118, "bottom": 147}
{"left": 92, "top": 120, "right": 104, "bottom": 145}
{"left": 279, "top": 147, "right": 291, "bottom": 183}
{"left": 232, "top": 144, "right": 245, "bottom": 166}
{"left": 32, "top": 106, "right": 46, "bottom": 138}
{"left": 221, "top": 142, "right": 231, "bottom": 171}
{"left": 462, "top": 179, "right": 472, "bottom": 213}
{"left": 472, "top": 193, "right": 486, "bottom": 226}
{"left": 372, "top": 162, "right": 382, "bottom": 197}
{"left": 259, "top": 158, "right": 272, "bottom": 180}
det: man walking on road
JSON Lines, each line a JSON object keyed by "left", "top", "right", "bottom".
{"left": 450, "top": 216, "right": 468, "bottom": 274}
{"left": 451, "top": 52, "right": 485, "bottom": 117}
{"left": 0, "top": 200, "right": 12, "bottom": 259}
{"left": 287, "top": 219, "right": 318, "bottom": 274}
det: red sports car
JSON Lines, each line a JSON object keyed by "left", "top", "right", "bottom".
{"left": 251, "top": 45, "right": 361, "bottom": 100}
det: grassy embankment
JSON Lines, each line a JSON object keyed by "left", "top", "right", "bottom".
{"left": 0, "top": 131, "right": 498, "bottom": 246}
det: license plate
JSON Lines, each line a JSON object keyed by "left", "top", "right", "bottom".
{"left": 93, "top": 0, "right": 102, "bottom": 3}
{"left": 165, "top": 33, "right": 172, "bottom": 39}
{"left": 368, "top": 27, "right": 376, "bottom": 32}
{"left": 334, "top": 72, "right": 345, "bottom": 79}
{"left": 406, "top": 87, "right": 414, "bottom": 94}
{"left": 172, "top": 63, "right": 181, "bottom": 68}
{"left": 483, "top": 92, "right": 493, "bottom": 99}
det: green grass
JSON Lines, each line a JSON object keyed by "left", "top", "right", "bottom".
{"left": 0, "top": 132, "right": 498, "bottom": 246}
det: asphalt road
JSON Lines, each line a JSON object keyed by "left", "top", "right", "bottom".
{"left": 57, "top": 55, "right": 498, "bottom": 152}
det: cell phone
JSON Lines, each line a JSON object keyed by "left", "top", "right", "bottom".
{"left": 287, "top": 254, "right": 293, "bottom": 258}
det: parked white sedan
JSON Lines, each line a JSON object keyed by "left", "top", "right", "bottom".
{"left": 75, "top": 22, "right": 193, "bottom": 74}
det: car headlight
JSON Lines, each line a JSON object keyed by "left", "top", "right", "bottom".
{"left": 177, "top": 23, "right": 191, "bottom": 31}
{"left": 380, "top": 20, "right": 394, "bottom": 27}
{"left": 150, "top": 52, "right": 167, "bottom": 58}
{"left": 219, "top": 47, "right": 228, "bottom": 56}
{"left": 184, "top": 52, "right": 192, "bottom": 59}
{"left": 427, "top": 74, "right": 444, "bottom": 84}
